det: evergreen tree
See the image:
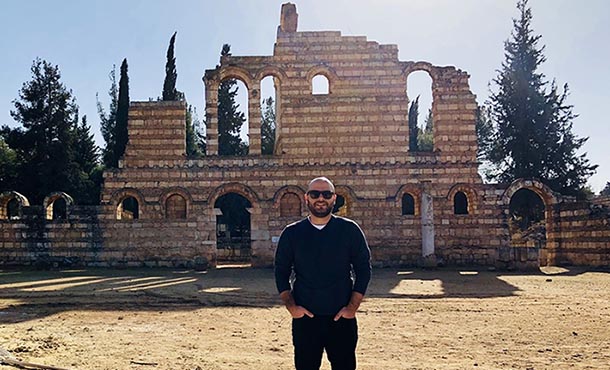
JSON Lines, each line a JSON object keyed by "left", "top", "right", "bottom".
{"left": 417, "top": 108, "right": 433, "bottom": 151}
{"left": 185, "top": 105, "right": 205, "bottom": 158}
{"left": 217, "top": 44, "right": 248, "bottom": 156}
{"left": 408, "top": 95, "right": 420, "bottom": 151}
{"left": 193, "top": 107, "right": 207, "bottom": 155}
{"left": 73, "top": 115, "right": 99, "bottom": 175}
{"left": 72, "top": 115, "right": 102, "bottom": 204}
{"left": 485, "top": 0, "right": 596, "bottom": 195}
{"left": 600, "top": 182, "right": 610, "bottom": 196}
{"left": 96, "top": 65, "right": 118, "bottom": 168}
{"left": 0, "top": 137, "right": 19, "bottom": 192}
{"left": 162, "top": 31, "right": 181, "bottom": 101}
{"left": 114, "top": 58, "right": 130, "bottom": 167}
{"left": 261, "top": 96, "right": 276, "bottom": 155}
{"left": 3, "top": 58, "right": 81, "bottom": 203}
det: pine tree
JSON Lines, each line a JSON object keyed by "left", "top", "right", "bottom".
{"left": 72, "top": 115, "right": 102, "bottom": 204}
{"left": 0, "top": 137, "right": 19, "bottom": 192}
{"left": 162, "top": 31, "right": 181, "bottom": 101}
{"left": 408, "top": 95, "right": 420, "bottom": 151}
{"left": 217, "top": 44, "right": 248, "bottom": 156}
{"left": 73, "top": 115, "right": 100, "bottom": 176}
{"left": 486, "top": 0, "right": 596, "bottom": 195}
{"left": 261, "top": 96, "right": 276, "bottom": 155}
{"left": 600, "top": 182, "right": 610, "bottom": 197}
{"left": 4, "top": 58, "right": 82, "bottom": 203}
{"left": 97, "top": 65, "right": 118, "bottom": 168}
{"left": 114, "top": 58, "right": 130, "bottom": 167}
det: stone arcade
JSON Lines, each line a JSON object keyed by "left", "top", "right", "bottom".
{"left": 1, "top": 4, "right": 609, "bottom": 269}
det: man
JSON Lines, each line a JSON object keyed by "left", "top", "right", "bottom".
{"left": 274, "top": 177, "right": 372, "bottom": 370}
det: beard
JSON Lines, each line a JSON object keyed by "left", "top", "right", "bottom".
{"left": 307, "top": 199, "right": 334, "bottom": 218}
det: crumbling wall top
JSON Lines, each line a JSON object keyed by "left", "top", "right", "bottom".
{"left": 279, "top": 3, "right": 298, "bottom": 33}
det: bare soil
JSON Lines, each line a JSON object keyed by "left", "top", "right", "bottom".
{"left": 0, "top": 266, "right": 609, "bottom": 370}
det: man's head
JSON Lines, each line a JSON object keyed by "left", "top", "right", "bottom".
{"left": 305, "top": 177, "right": 336, "bottom": 218}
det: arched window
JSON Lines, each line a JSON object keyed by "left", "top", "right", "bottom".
{"left": 260, "top": 75, "right": 277, "bottom": 155}
{"left": 44, "top": 193, "right": 72, "bottom": 221}
{"left": 401, "top": 193, "right": 415, "bottom": 215}
{"left": 406, "top": 70, "right": 434, "bottom": 152}
{"left": 51, "top": 198, "right": 67, "bottom": 220}
{"left": 312, "top": 74, "right": 329, "bottom": 95}
{"left": 7, "top": 198, "right": 20, "bottom": 220}
{"left": 280, "top": 192, "right": 301, "bottom": 217}
{"left": 218, "top": 78, "right": 249, "bottom": 156}
{"left": 166, "top": 194, "right": 187, "bottom": 219}
{"left": 454, "top": 191, "right": 469, "bottom": 215}
{"left": 118, "top": 196, "right": 139, "bottom": 220}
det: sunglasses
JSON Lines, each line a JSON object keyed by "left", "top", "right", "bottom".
{"left": 307, "top": 190, "right": 335, "bottom": 200}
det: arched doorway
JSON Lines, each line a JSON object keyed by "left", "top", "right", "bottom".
{"left": 214, "top": 193, "right": 252, "bottom": 264}
{"left": 508, "top": 188, "right": 546, "bottom": 250}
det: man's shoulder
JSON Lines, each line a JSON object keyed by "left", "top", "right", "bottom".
{"left": 282, "top": 217, "right": 309, "bottom": 233}
{"left": 331, "top": 215, "right": 361, "bottom": 229}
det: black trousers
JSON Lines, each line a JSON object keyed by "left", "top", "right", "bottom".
{"left": 292, "top": 315, "right": 358, "bottom": 370}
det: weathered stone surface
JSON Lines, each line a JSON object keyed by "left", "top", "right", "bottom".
{"left": 1, "top": 4, "right": 609, "bottom": 270}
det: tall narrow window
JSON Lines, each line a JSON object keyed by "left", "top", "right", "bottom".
{"left": 401, "top": 193, "right": 415, "bottom": 215}
{"left": 218, "top": 78, "right": 249, "bottom": 156}
{"left": 260, "top": 75, "right": 277, "bottom": 155}
{"left": 407, "top": 71, "right": 433, "bottom": 151}
{"left": 454, "top": 192, "right": 469, "bottom": 215}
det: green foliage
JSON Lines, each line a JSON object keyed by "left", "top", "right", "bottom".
{"left": 114, "top": 58, "right": 130, "bottom": 167}
{"left": 408, "top": 96, "right": 419, "bottom": 151}
{"left": 408, "top": 97, "right": 433, "bottom": 152}
{"left": 600, "top": 182, "right": 610, "bottom": 196}
{"left": 417, "top": 108, "right": 433, "bottom": 151}
{"left": 186, "top": 105, "right": 206, "bottom": 157}
{"left": 484, "top": 0, "right": 597, "bottom": 195}
{"left": 0, "top": 137, "right": 20, "bottom": 191}
{"left": 97, "top": 65, "right": 118, "bottom": 168}
{"left": 2, "top": 58, "right": 100, "bottom": 204}
{"left": 162, "top": 31, "right": 182, "bottom": 101}
{"left": 217, "top": 44, "right": 248, "bottom": 156}
{"left": 261, "top": 96, "right": 276, "bottom": 155}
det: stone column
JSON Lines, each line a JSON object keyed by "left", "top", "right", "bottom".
{"left": 421, "top": 181, "right": 436, "bottom": 266}
{"left": 204, "top": 78, "right": 219, "bottom": 156}
{"left": 249, "top": 84, "right": 262, "bottom": 155}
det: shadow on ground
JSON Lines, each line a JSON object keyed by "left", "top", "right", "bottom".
{"left": 0, "top": 266, "right": 600, "bottom": 324}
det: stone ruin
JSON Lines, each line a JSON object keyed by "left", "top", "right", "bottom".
{"left": 1, "top": 3, "right": 609, "bottom": 270}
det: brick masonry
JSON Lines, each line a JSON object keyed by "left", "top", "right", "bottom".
{"left": 1, "top": 3, "right": 609, "bottom": 270}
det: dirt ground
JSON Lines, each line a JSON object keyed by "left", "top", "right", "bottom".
{"left": 0, "top": 266, "right": 608, "bottom": 370}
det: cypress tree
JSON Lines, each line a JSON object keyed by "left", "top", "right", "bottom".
{"left": 114, "top": 58, "right": 130, "bottom": 167}
{"left": 408, "top": 96, "right": 420, "bottom": 151}
{"left": 485, "top": 0, "right": 596, "bottom": 195}
{"left": 162, "top": 31, "right": 180, "bottom": 101}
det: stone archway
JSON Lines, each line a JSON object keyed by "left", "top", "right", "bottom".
{"left": 214, "top": 192, "right": 253, "bottom": 264}
{"left": 502, "top": 179, "right": 559, "bottom": 267}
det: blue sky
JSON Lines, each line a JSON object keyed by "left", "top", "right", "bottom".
{"left": 1, "top": 0, "right": 608, "bottom": 192}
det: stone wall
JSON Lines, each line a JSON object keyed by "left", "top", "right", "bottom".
{"left": 1, "top": 3, "right": 608, "bottom": 270}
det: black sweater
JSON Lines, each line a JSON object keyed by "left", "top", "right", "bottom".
{"left": 274, "top": 215, "right": 372, "bottom": 316}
